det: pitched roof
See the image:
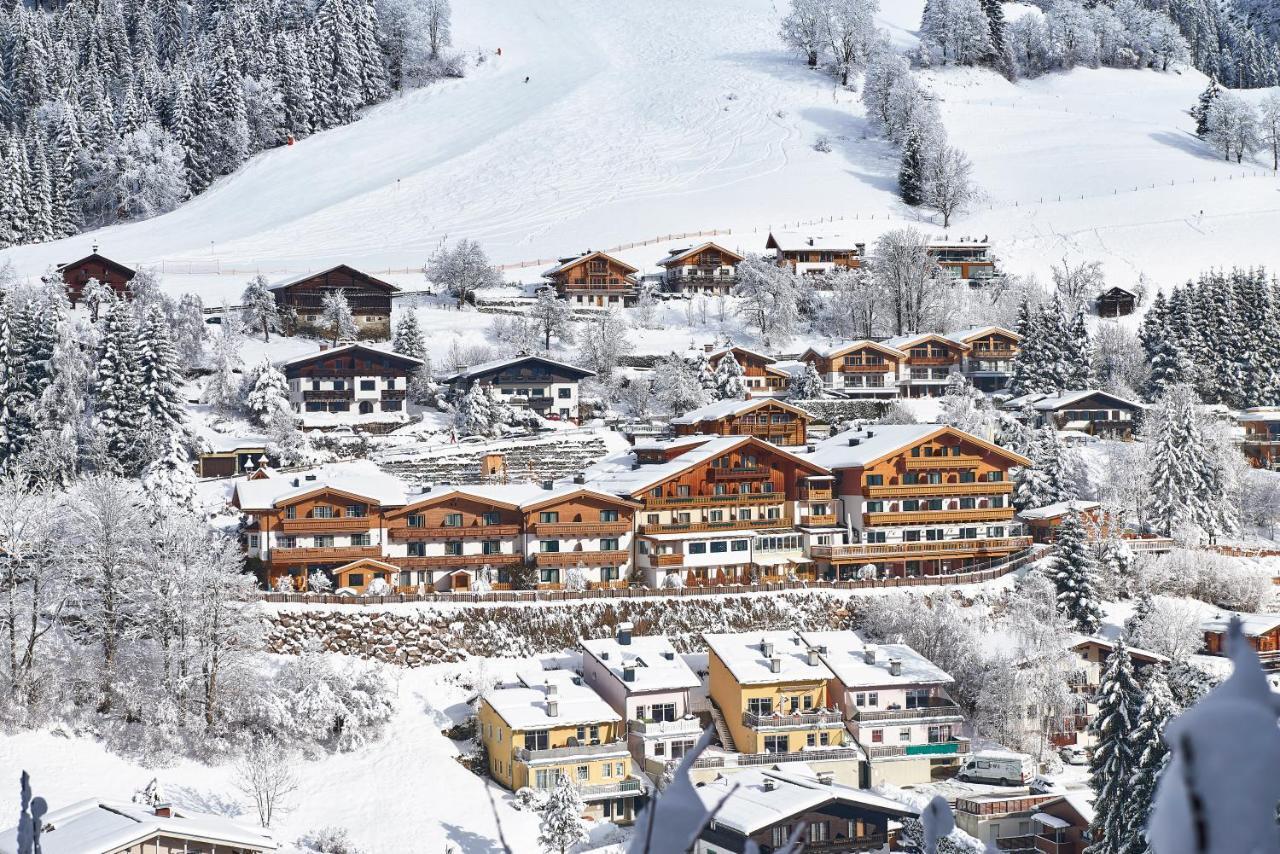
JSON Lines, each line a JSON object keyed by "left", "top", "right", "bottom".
{"left": 1018, "top": 499, "right": 1102, "bottom": 521}
{"left": 1201, "top": 611, "right": 1280, "bottom": 637}
{"left": 580, "top": 633, "right": 702, "bottom": 694}
{"left": 485, "top": 669, "right": 623, "bottom": 730}
{"left": 801, "top": 339, "right": 905, "bottom": 361}
{"left": 799, "top": 632, "right": 954, "bottom": 688}
{"left": 233, "top": 461, "right": 410, "bottom": 510}
{"left": 801, "top": 424, "right": 1031, "bottom": 471}
{"left": 1003, "top": 389, "right": 1145, "bottom": 412}
{"left": 765, "top": 231, "right": 863, "bottom": 253}
{"left": 955, "top": 325, "right": 1021, "bottom": 343}
{"left": 542, "top": 251, "right": 638, "bottom": 278}
{"left": 708, "top": 345, "right": 778, "bottom": 366}
{"left": 669, "top": 397, "right": 808, "bottom": 426}
{"left": 704, "top": 630, "right": 835, "bottom": 685}
{"left": 280, "top": 342, "right": 423, "bottom": 370}
{"left": 692, "top": 769, "right": 915, "bottom": 837}
{"left": 56, "top": 253, "right": 137, "bottom": 278}
{"left": 269, "top": 264, "right": 399, "bottom": 293}
{"left": 883, "top": 332, "right": 971, "bottom": 352}
{"left": 440, "top": 354, "right": 595, "bottom": 383}
{"left": 0, "top": 800, "right": 277, "bottom": 854}
{"left": 656, "top": 241, "right": 745, "bottom": 267}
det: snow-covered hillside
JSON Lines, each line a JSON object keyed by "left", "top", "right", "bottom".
{"left": 3, "top": 0, "right": 1276, "bottom": 300}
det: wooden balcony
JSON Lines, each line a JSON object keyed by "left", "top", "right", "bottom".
{"left": 387, "top": 524, "right": 520, "bottom": 540}
{"left": 270, "top": 545, "right": 382, "bottom": 562}
{"left": 864, "top": 481, "right": 1012, "bottom": 499}
{"left": 381, "top": 389, "right": 407, "bottom": 401}
{"left": 652, "top": 553, "right": 684, "bottom": 567}
{"left": 907, "top": 356, "right": 957, "bottom": 366}
{"left": 638, "top": 516, "right": 790, "bottom": 535}
{"left": 399, "top": 554, "right": 521, "bottom": 569}
{"left": 841, "top": 363, "right": 891, "bottom": 372}
{"left": 805, "top": 514, "right": 838, "bottom": 526}
{"left": 301, "top": 389, "right": 355, "bottom": 402}
{"left": 645, "top": 493, "right": 783, "bottom": 509}
{"left": 863, "top": 508, "right": 1013, "bottom": 526}
{"left": 534, "top": 550, "right": 628, "bottom": 568}
{"left": 530, "top": 521, "right": 631, "bottom": 537}
{"left": 903, "top": 456, "right": 984, "bottom": 470}
{"left": 809, "top": 536, "right": 1031, "bottom": 562}
{"left": 970, "top": 348, "right": 1018, "bottom": 360}
{"left": 798, "top": 487, "right": 833, "bottom": 501}
{"left": 708, "top": 467, "right": 769, "bottom": 481}
{"left": 278, "top": 516, "right": 373, "bottom": 532}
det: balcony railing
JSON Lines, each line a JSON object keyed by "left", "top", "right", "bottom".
{"left": 629, "top": 717, "right": 703, "bottom": 736}
{"left": 864, "top": 481, "right": 1012, "bottom": 499}
{"left": 864, "top": 508, "right": 1013, "bottom": 526}
{"left": 743, "top": 710, "right": 845, "bottom": 729}
{"left": 381, "top": 389, "right": 407, "bottom": 401}
{"left": 852, "top": 698, "right": 964, "bottom": 723}
{"left": 970, "top": 348, "right": 1018, "bottom": 360}
{"left": 798, "top": 488, "right": 833, "bottom": 501}
{"left": 651, "top": 553, "right": 685, "bottom": 567}
{"left": 864, "top": 737, "right": 970, "bottom": 759}
{"left": 398, "top": 554, "right": 521, "bottom": 569}
{"left": 805, "top": 514, "right": 838, "bottom": 526}
{"left": 645, "top": 493, "right": 783, "bottom": 508}
{"left": 809, "top": 537, "right": 1032, "bottom": 562}
{"left": 907, "top": 356, "right": 957, "bottom": 366}
{"left": 841, "top": 363, "right": 892, "bottom": 373}
{"left": 517, "top": 740, "right": 630, "bottom": 763}
{"left": 387, "top": 524, "right": 520, "bottom": 540}
{"left": 530, "top": 521, "right": 632, "bottom": 537}
{"left": 302, "top": 389, "right": 355, "bottom": 402}
{"left": 534, "top": 550, "right": 628, "bottom": 568}
{"left": 638, "top": 517, "right": 789, "bottom": 535}
{"left": 270, "top": 545, "right": 381, "bottom": 562}
{"left": 691, "top": 747, "right": 860, "bottom": 769}
{"left": 577, "top": 779, "right": 645, "bottom": 800}
{"left": 903, "top": 456, "right": 984, "bottom": 470}
{"left": 709, "top": 467, "right": 769, "bottom": 480}
{"left": 278, "top": 516, "right": 373, "bottom": 532}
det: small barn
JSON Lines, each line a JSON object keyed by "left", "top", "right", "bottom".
{"left": 58, "top": 252, "right": 136, "bottom": 307}
{"left": 1096, "top": 285, "right": 1138, "bottom": 317}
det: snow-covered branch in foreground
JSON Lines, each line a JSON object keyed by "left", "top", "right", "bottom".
{"left": 1149, "top": 618, "right": 1280, "bottom": 854}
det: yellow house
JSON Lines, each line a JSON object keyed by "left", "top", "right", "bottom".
{"left": 477, "top": 669, "right": 644, "bottom": 824}
{"left": 703, "top": 630, "right": 850, "bottom": 757}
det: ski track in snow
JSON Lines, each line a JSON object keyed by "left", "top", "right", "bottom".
{"left": 1, "top": 0, "right": 1278, "bottom": 302}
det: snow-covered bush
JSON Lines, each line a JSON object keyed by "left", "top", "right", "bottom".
{"left": 563, "top": 563, "right": 589, "bottom": 592}
{"left": 365, "top": 577, "right": 392, "bottom": 596}
{"left": 308, "top": 571, "right": 334, "bottom": 594}
{"left": 813, "top": 135, "right": 832, "bottom": 152}
{"left": 298, "top": 827, "right": 365, "bottom": 854}
{"left": 1141, "top": 549, "right": 1271, "bottom": 613}
{"left": 513, "top": 786, "right": 548, "bottom": 812}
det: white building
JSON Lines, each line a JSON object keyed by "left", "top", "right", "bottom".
{"left": 439, "top": 354, "right": 595, "bottom": 423}
{"left": 280, "top": 342, "right": 421, "bottom": 421}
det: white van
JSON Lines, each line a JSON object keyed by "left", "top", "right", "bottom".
{"left": 956, "top": 751, "right": 1037, "bottom": 786}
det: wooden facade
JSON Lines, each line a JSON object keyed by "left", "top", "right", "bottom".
{"left": 672, "top": 399, "right": 810, "bottom": 446}
{"left": 698, "top": 797, "right": 903, "bottom": 853}
{"left": 1239, "top": 409, "right": 1280, "bottom": 470}
{"left": 709, "top": 346, "right": 790, "bottom": 395}
{"left": 929, "top": 242, "right": 996, "bottom": 282}
{"left": 959, "top": 326, "right": 1020, "bottom": 393}
{"left": 58, "top": 253, "right": 136, "bottom": 306}
{"left": 893, "top": 334, "right": 969, "bottom": 398}
{"left": 1097, "top": 286, "right": 1138, "bottom": 317}
{"left": 543, "top": 251, "right": 639, "bottom": 306}
{"left": 657, "top": 242, "right": 743, "bottom": 294}
{"left": 197, "top": 445, "right": 273, "bottom": 478}
{"left": 271, "top": 265, "right": 398, "bottom": 340}
{"left": 283, "top": 344, "right": 421, "bottom": 417}
{"left": 442, "top": 355, "right": 594, "bottom": 424}
{"left": 801, "top": 341, "right": 904, "bottom": 397}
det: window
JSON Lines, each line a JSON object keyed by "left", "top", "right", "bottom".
{"left": 601, "top": 566, "right": 619, "bottom": 581}
{"left": 539, "top": 540, "right": 560, "bottom": 553}
{"left": 601, "top": 538, "right": 619, "bottom": 551}
{"left": 959, "top": 527, "right": 977, "bottom": 539}
{"left": 808, "top": 822, "right": 829, "bottom": 844}
{"left": 651, "top": 703, "right": 676, "bottom": 721}
{"left": 904, "top": 530, "right": 921, "bottom": 542}
{"left": 773, "top": 827, "right": 793, "bottom": 848}
{"left": 761, "top": 482, "right": 774, "bottom": 493}
{"left": 710, "top": 541, "right": 728, "bottom": 553}
{"left": 865, "top": 530, "right": 886, "bottom": 544}
{"left": 482, "top": 512, "right": 501, "bottom": 526}
{"left": 558, "top": 388, "right": 571, "bottom": 399}
{"left": 748, "top": 697, "right": 773, "bottom": 715}
{"left": 900, "top": 728, "right": 912, "bottom": 742}
{"left": 988, "top": 526, "right": 1005, "bottom": 538}
{"left": 574, "top": 765, "right": 588, "bottom": 782}
{"left": 407, "top": 514, "right": 425, "bottom": 528}
{"left": 960, "top": 497, "right": 976, "bottom": 509}
{"left": 688, "top": 542, "right": 706, "bottom": 554}
{"left": 315, "top": 535, "right": 334, "bottom": 548}
{"left": 868, "top": 692, "right": 879, "bottom": 706}
{"left": 540, "top": 568, "right": 561, "bottom": 584}
{"left": 926, "top": 529, "right": 944, "bottom": 541}
{"left": 646, "top": 514, "right": 659, "bottom": 525}
{"left": 855, "top": 693, "right": 865, "bottom": 707}
{"left": 360, "top": 380, "right": 375, "bottom": 391}
{"left": 960, "top": 470, "right": 976, "bottom": 483}
{"left": 807, "top": 732, "right": 817, "bottom": 747}
{"left": 903, "top": 500, "right": 919, "bottom": 512}
{"left": 408, "top": 542, "right": 426, "bottom": 557}
{"left": 347, "top": 504, "right": 366, "bottom": 517}
{"left": 867, "top": 501, "right": 885, "bottom": 513}
{"left": 653, "top": 741, "right": 665, "bottom": 757}
{"left": 871, "top": 729, "right": 883, "bottom": 743}
{"left": 866, "top": 474, "right": 884, "bottom": 487}
{"left": 927, "top": 499, "right": 943, "bottom": 511}
{"left": 731, "top": 540, "right": 748, "bottom": 552}
{"left": 313, "top": 505, "right": 334, "bottom": 519}
{"left": 444, "top": 542, "right": 463, "bottom": 556}
{"left": 602, "top": 762, "right": 612, "bottom": 778}
{"left": 819, "top": 732, "right": 829, "bottom": 745}
{"left": 348, "top": 573, "right": 364, "bottom": 587}
{"left": 600, "top": 510, "right": 619, "bottom": 522}
{"left": 709, "top": 510, "right": 723, "bottom": 522}
{"left": 351, "top": 533, "right": 370, "bottom": 546}
{"left": 676, "top": 485, "right": 691, "bottom": 497}
{"left": 482, "top": 540, "right": 502, "bottom": 555}
{"left": 442, "top": 513, "right": 463, "bottom": 528}
{"left": 248, "top": 534, "right": 260, "bottom": 548}
{"left": 764, "top": 735, "right": 788, "bottom": 753}
{"left": 539, "top": 511, "right": 560, "bottom": 524}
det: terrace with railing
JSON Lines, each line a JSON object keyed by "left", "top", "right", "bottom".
{"left": 851, "top": 697, "right": 964, "bottom": 723}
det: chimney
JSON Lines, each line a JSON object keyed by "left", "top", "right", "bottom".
{"left": 769, "top": 656, "right": 782, "bottom": 674}
{"left": 761, "top": 640, "right": 774, "bottom": 657}
{"left": 806, "top": 237, "right": 814, "bottom": 247}
{"left": 617, "top": 622, "right": 633, "bottom": 645}
{"left": 573, "top": 472, "right": 586, "bottom": 484}
{"left": 541, "top": 480, "right": 555, "bottom": 490}
{"left": 546, "top": 681, "right": 559, "bottom": 698}
{"left": 547, "top": 699, "right": 559, "bottom": 717}
{"left": 816, "top": 771, "right": 834, "bottom": 786}
{"left": 623, "top": 666, "right": 636, "bottom": 682}
{"left": 848, "top": 438, "right": 861, "bottom": 446}
{"left": 153, "top": 804, "right": 172, "bottom": 818}
{"left": 763, "top": 777, "right": 777, "bottom": 791}
{"left": 806, "top": 444, "right": 817, "bottom": 453}
{"left": 865, "top": 430, "right": 875, "bottom": 438}
{"left": 807, "top": 648, "right": 820, "bottom": 667}
{"left": 889, "top": 659, "right": 902, "bottom": 677}
{"left": 704, "top": 344, "right": 714, "bottom": 353}
{"left": 92, "top": 242, "right": 100, "bottom": 254}
{"left": 662, "top": 650, "right": 675, "bottom": 660}
{"left": 863, "top": 646, "right": 877, "bottom": 664}
{"left": 319, "top": 343, "right": 329, "bottom": 351}
{"left": 600, "top": 651, "right": 609, "bottom": 660}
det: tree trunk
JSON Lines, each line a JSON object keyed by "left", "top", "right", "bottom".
{"left": 807, "top": 50, "right": 818, "bottom": 67}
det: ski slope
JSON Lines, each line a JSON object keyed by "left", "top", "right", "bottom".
{"left": 1, "top": 0, "right": 1278, "bottom": 299}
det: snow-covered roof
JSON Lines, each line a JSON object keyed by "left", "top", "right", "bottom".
{"left": 955, "top": 325, "right": 1021, "bottom": 343}
{"left": 268, "top": 264, "right": 398, "bottom": 292}
{"left": 1018, "top": 499, "right": 1102, "bottom": 521}
{"left": 583, "top": 435, "right": 822, "bottom": 497}
{"left": 439, "top": 354, "right": 595, "bottom": 383}
{"left": 580, "top": 632, "right": 702, "bottom": 694}
{"left": 233, "top": 461, "right": 410, "bottom": 510}
{"left": 691, "top": 769, "right": 914, "bottom": 836}
{"left": 0, "top": 800, "right": 277, "bottom": 854}
{"left": 706, "top": 344, "right": 777, "bottom": 365}
{"left": 1099, "top": 284, "right": 1138, "bottom": 297}
{"left": 883, "top": 332, "right": 970, "bottom": 352}
{"left": 485, "top": 669, "right": 622, "bottom": 730}
{"left": 765, "top": 231, "right": 863, "bottom": 253}
{"left": 1201, "top": 611, "right": 1280, "bottom": 637}
{"left": 656, "top": 242, "right": 744, "bottom": 267}
{"left": 669, "top": 397, "right": 806, "bottom": 425}
{"left": 1032, "top": 812, "right": 1071, "bottom": 830}
{"left": 799, "top": 632, "right": 954, "bottom": 688}
{"left": 802, "top": 339, "right": 905, "bottom": 360}
{"left": 639, "top": 529, "right": 759, "bottom": 542}
{"left": 279, "top": 342, "right": 422, "bottom": 369}
{"left": 1240, "top": 407, "right": 1280, "bottom": 423}
{"left": 541, "top": 251, "right": 638, "bottom": 278}
{"left": 704, "top": 630, "right": 835, "bottom": 685}
{"left": 1004, "top": 389, "right": 1145, "bottom": 412}
{"left": 798, "top": 424, "right": 942, "bottom": 470}
{"left": 1058, "top": 792, "right": 1096, "bottom": 825}
{"left": 630, "top": 435, "right": 710, "bottom": 453}
{"left": 1068, "top": 635, "right": 1168, "bottom": 664}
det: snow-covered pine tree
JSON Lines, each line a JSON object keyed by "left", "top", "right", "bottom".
{"left": 135, "top": 304, "right": 189, "bottom": 467}
{"left": 1192, "top": 77, "right": 1220, "bottom": 137}
{"left": 1045, "top": 510, "right": 1103, "bottom": 634}
{"left": 392, "top": 311, "right": 427, "bottom": 359}
{"left": 141, "top": 431, "right": 198, "bottom": 511}
{"left": 898, "top": 123, "right": 925, "bottom": 206}
{"left": 1087, "top": 636, "right": 1145, "bottom": 854}
{"left": 789, "top": 361, "right": 825, "bottom": 400}
{"left": 1013, "top": 426, "right": 1073, "bottom": 511}
{"left": 1119, "top": 666, "right": 1176, "bottom": 854}
{"left": 653, "top": 352, "right": 708, "bottom": 416}
{"left": 243, "top": 359, "right": 292, "bottom": 427}
{"left": 529, "top": 289, "right": 574, "bottom": 352}
{"left": 203, "top": 313, "right": 245, "bottom": 416}
{"left": 93, "top": 298, "right": 147, "bottom": 476}
{"left": 1144, "top": 383, "right": 1234, "bottom": 539}
{"left": 713, "top": 350, "right": 747, "bottom": 400}
{"left": 320, "top": 289, "right": 358, "bottom": 344}
{"left": 453, "top": 382, "right": 494, "bottom": 436}
{"left": 1064, "top": 307, "right": 1096, "bottom": 388}
{"left": 241, "top": 275, "right": 281, "bottom": 342}
{"left": 537, "top": 774, "right": 588, "bottom": 854}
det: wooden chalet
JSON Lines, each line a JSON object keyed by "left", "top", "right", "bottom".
{"left": 765, "top": 232, "right": 864, "bottom": 275}
{"left": 196, "top": 441, "right": 274, "bottom": 478}
{"left": 58, "top": 252, "right": 136, "bottom": 307}
{"left": 958, "top": 326, "right": 1021, "bottom": 393}
{"left": 800, "top": 340, "right": 904, "bottom": 398}
{"left": 518, "top": 486, "right": 640, "bottom": 589}
{"left": 1202, "top": 612, "right": 1280, "bottom": 668}
{"left": 670, "top": 397, "right": 811, "bottom": 446}
{"left": 884, "top": 333, "right": 970, "bottom": 398}
{"left": 955, "top": 792, "right": 1093, "bottom": 854}
{"left": 281, "top": 343, "right": 422, "bottom": 417}
{"left": 270, "top": 265, "right": 399, "bottom": 340}
{"left": 1004, "top": 390, "right": 1145, "bottom": 439}
{"left": 440, "top": 354, "right": 595, "bottom": 423}
{"left": 706, "top": 344, "right": 790, "bottom": 395}
{"left": 656, "top": 242, "right": 743, "bottom": 295}
{"left": 381, "top": 489, "right": 526, "bottom": 591}
{"left": 1096, "top": 285, "right": 1138, "bottom": 318}
{"left": 1239, "top": 407, "right": 1280, "bottom": 470}
{"left": 1018, "top": 499, "right": 1103, "bottom": 544}
{"left": 1053, "top": 637, "right": 1167, "bottom": 747}
{"left": 542, "top": 251, "right": 639, "bottom": 307}
{"left": 804, "top": 423, "right": 1032, "bottom": 578}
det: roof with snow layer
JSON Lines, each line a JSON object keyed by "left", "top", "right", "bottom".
{"left": 669, "top": 396, "right": 808, "bottom": 425}
{"left": 656, "top": 241, "right": 745, "bottom": 267}
{"left": 486, "top": 669, "right": 623, "bottom": 731}
{"left": 268, "top": 263, "right": 399, "bottom": 292}
{"left": 1003, "top": 389, "right": 1145, "bottom": 412}
{"left": 0, "top": 800, "right": 277, "bottom": 854}
{"left": 541, "top": 250, "right": 638, "bottom": 278}
{"left": 439, "top": 354, "right": 595, "bottom": 383}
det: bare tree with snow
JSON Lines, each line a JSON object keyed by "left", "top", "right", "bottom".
{"left": 425, "top": 239, "right": 503, "bottom": 308}
{"left": 780, "top": 0, "right": 826, "bottom": 67}
{"left": 320, "top": 290, "right": 358, "bottom": 345}
{"left": 235, "top": 737, "right": 299, "bottom": 828}
{"left": 920, "top": 141, "right": 978, "bottom": 228}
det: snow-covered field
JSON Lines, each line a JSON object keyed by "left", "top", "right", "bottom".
{"left": 3, "top": 0, "right": 1277, "bottom": 305}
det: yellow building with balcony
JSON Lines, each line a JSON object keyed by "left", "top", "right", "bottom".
{"left": 703, "top": 631, "right": 853, "bottom": 763}
{"left": 477, "top": 669, "right": 644, "bottom": 824}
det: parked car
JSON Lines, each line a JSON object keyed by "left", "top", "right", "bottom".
{"left": 956, "top": 751, "right": 1037, "bottom": 786}
{"left": 1059, "top": 746, "right": 1089, "bottom": 766}
{"left": 1029, "top": 776, "right": 1065, "bottom": 795}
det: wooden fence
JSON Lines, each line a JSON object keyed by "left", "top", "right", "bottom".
{"left": 254, "top": 548, "right": 1042, "bottom": 607}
